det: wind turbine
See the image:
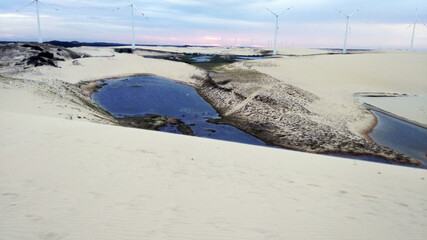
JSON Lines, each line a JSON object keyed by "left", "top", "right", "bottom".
{"left": 116, "top": 0, "right": 147, "bottom": 50}
{"left": 339, "top": 9, "right": 359, "bottom": 54}
{"left": 16, "top": 0, "right": 44, "bottom": 43}
{"left": 409, "top": 8, "right": 419, "bottom": 51}
{"left": 265, "top": 6, "right": 292, "bottom": 55}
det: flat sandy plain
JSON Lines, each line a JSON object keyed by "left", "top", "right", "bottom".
{"left": 0, "top": 44, "right": 426, "bottom": 239}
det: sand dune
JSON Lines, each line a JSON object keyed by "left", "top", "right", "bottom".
{"left": 1, "top": 45, "right": 427, "bottom": 239}
{"left": 244, "top": 50, "right": 427, "bottom": 105}
{"left": 233, "top": 49, "right": 427, "bottom": 136}
{"left": 1, "top": 111, "right": 426, "bottom": 240}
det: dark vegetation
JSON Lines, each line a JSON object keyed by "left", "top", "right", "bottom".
{"left": 117, "top": 114, "right": 194, "bottom": 136}
{"left": 0, "top": 42, "right": 85, "bottom": 68}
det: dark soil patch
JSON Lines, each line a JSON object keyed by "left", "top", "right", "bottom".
{"left": 0, "top": 42, "right": 86, "bottom": 69}
{"left": 22, "top": 44, "right": 43, "bottom": 51}
{"left": 117, "top": 114, "right": 194, "bottom": 135}
{"left": 26, "top": 55, "right": 57, "bottom": 67}
{"left": 115, "top": 48, "right": 133, "bottom": 54}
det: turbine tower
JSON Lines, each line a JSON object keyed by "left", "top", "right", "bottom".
{"left": 127, "top": 0, "right": 146, "bottom": 50}
{"left": 410, "top": 8, "right": 419, "bottom": 51}
{"left": 265, "top": 7, "right": 292, "bottom": 55}
{"left": 17, "top": 0, "right": 44, "bottom": 43}
{"left": 35, "top": 0, "right": 42, "bottom": 43}
{"left": 339, "top": 9, "right": 359, "bottom": 54}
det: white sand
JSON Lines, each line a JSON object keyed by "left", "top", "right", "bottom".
{"left": 0, "top": 77, "right": 113, "bottom": 124}
{"left": 1, "top": 47, "right": 427, "bottom": 239}
{"left": 1, "top": 111, "right": 426, "bottom": 240}
{"left": 0, "top": 87, "right": 89, "bottom": 120}
{"left": 244, "top": 50, "right": 427, "bottom": 105}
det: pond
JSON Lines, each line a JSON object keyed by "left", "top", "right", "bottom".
{"left": 369, "top": 110, "right": 427, "bottom": 167}
{"left": 143, "top": 54, "right": 267, "bottom": 66}
{"left": 91, "top": 75, "right": 267, "bottom": 146}
{"left": 191, "top": 55, "right": 267, "bottom": 63}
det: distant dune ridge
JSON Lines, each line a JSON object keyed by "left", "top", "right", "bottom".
{"left": 0, "top": 43, "right": 426, "bottom": 239}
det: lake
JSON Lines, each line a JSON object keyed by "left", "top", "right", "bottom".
{"left": 91, "top": 75, "right": 267, "bottom": 146}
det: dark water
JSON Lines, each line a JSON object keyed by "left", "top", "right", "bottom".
{"left": 92, "top": 75, "right": 267, "bottom": 146}
{"left": 235, "top": 56, "right": 268, "bottom": 61}
{"left": 192, "top": 55, "right": 267, "bottom": 63}
{"left": 369, "top": 110, "right": 427, "bottom": 167}
{"left": 192, "top": 55, "right": 212, "bottom": 62}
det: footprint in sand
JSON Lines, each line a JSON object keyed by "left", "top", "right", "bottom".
{"left": 1, "top": 192, "right": 19, "bottom": 199}
{"left": 362, "top": 194, "right": 378, "bottom": 199}
{"left": 26, "top": 214, "right": 43, "bottom": 222}
{"left": 38, "top": 231, "right": 67, "bottom": 240}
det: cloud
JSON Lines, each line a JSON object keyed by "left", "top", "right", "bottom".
{"left": 0, "top": 13, "right": 32, "bottom": 18}
{"left": 1, "top": 0, "right": 426, "bottom": 49}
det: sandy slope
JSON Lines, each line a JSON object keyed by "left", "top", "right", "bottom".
{"left": 1, "top": 111, "right": 426, "bottom": 240}
{"left": 0, "top": 76, "right": 114, "bottom": 124}
{"left": 1, "top": 46, "right": 427, "bottom": 239}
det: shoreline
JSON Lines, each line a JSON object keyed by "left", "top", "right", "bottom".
{"left": 362, "top": 110, "right": 378, "bottom": 143}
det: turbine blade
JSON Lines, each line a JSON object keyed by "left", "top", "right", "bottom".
{"left": 113, "top": 5, "right": 131, "bottom": 11}
{"left": 337, "top": 9, "right": 347, "bottom": 17}
{"left": 264, "top": 7, "right": 278, "bottom": 17}
{"left": 15, "top": 0, "right": 35, "bottom": 12}
{"left": 278, "top": 6, "right": 292, "bottom": 16}
{"left": 348, "top": 9, "right": 359, "bottom": 17}
{"left": 38, "top": 0, "right": 59, "bottom": 11}
{"left": 133, "top": 5, "right": 148, "bottom": 18}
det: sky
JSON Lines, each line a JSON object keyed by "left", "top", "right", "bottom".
{"left": 1, "top": 0, "right": 427, "bottom": 50}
